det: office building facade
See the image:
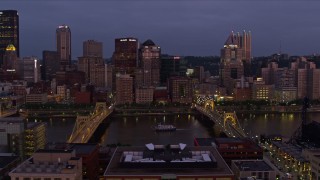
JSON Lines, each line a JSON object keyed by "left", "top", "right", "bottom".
{"left": 139, "top": 39, "right": 161, "bottom": 87}
{"left": 20, "top": 57, "right": 40, "bottom": 83}
{"left": 0, "top": 44, "right": 20, "bottom": 81}
{"left": 56, "top": 25, "right": 71, "bottom": 69}
{"left": 78, "top": 56, "right": 106, "bottom": 87}
{"left": 0, "top": 10, "right": 19, "bottom": 66}
{"left": 43, "top": 50, "right": 59, "bottom": 81}
{"left": 112, "top": 37, "right": 138, "bottom": 74}
{"left": 168, "top": 76, "right": 193, "bottom": 103}
{"left": 115, "top": 74, "right": 133, "bottom": 104}
{"left": 83, "top": 40, "right": 103, "bottom": 57}
{"left": 220, "top": 32, "right": 244, "bottom": 95}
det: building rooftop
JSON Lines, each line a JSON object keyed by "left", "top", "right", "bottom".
{"left": 36, "top": 149, "right": 74, "bottom": 154}
{"left": 104, "top": 144, "right": 233, "bottom": 176}
{"left": 142, "top": 39, "right": 155, "bottom": 46}
{"left": 194, "top": 137, "right": 262, "bottom": 151}
{"left": 0, "top": 117, "right": 24, "bottom": 123}
{"left": 11, "top": 158, "right": 77, "bottom": 174}
{"left": 10, "top": 150, "right": 81, "bottom": 175}
{"left": 0, "top": 155, "right": 19, "bottom": 170}
{"left": 233, "top": 160, "right": 274, "bottom": 171}
{"left": 46, "top": 143, "right": 98, "bottom": 155}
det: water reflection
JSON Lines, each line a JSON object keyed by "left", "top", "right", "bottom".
{"left": 98, "top": 114, "right": 212, "bottom": 146}
{"left": 26, "top": 112, "right": 320, "bottom": 146}
{"left": 238, "top": 112, "right": 319, "bottom": 138}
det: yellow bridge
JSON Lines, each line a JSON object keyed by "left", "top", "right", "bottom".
{"left": 194, "top": 98, "right": 247, "bottom": 138}
{"left": 68, "top": 102, "right": 114, "bottom": 143}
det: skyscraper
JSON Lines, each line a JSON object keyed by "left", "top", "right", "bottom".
{"left": 220, "top": 32, "right": 244, "bottom": 95}
{"left": 160, "top": 56, "right": 181, "bottom": 85}
{"left": 56, "top": 25, "right": 71, "bottom": 69}
{"left": 0, "top": 10, "right": 19, "bottom": 66}
{"left": 83, "top": 40, "right": 103, "bottom": 57}
{"left": 42, "top": 50, "right": 59, "bottom": 80}
{"left": 112, "top": 37, "right": 138, "bottom": 74}
{"left": 237, "top": 31, "right": 251, "bottom": 63}
{"left": 139, "top": 39, "right": 161, "bottom": 87}
{"left": 0, "top": 44, "right": 19, "bottom": 81}
{"left": 116, "top": 74, "right": 133, "bottom": 104}
{"left": 78, "top": 56, "right": 106, "bottom": 87}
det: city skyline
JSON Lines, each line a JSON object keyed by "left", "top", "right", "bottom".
{"left": 2, "top": 1, "right": 320, "bottom": 59}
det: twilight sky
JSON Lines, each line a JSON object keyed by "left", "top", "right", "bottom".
{"left": 2, "top": 1, "right": 320, "bottom": 59}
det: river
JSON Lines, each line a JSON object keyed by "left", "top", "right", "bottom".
{"left": 26, "top": 111, "right": 320, "bottom": 145}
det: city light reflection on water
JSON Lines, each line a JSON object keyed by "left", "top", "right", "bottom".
{"left": 26, "top": 112, "right": 320, "bottom": 145}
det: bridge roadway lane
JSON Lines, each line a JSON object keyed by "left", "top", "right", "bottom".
{"left": 69, "top": 106, "right": 113, "bottom": 143}
{"left": 195, "top": 105, "right": 246, "bottom": 138}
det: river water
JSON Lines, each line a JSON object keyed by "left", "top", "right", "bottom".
{"left": 26, "top": 112, "right": 320, "bottom": 145}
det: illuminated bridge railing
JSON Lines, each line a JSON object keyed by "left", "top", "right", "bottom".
{"left": 68, "top": 103, "right": 113, "bottom": 143}
{"left": 194, "top": 104, "right": 246, "bottom": 138}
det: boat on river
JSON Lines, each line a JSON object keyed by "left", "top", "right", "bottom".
{"left": 154, "top": 123, "right": 176, "bottom": 132}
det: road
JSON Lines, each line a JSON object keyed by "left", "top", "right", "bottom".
{"left": 195, "top": 104, "right": 246, "bottom": 138}
{"left": 69, "top": 105, "right": 113, "bottom": 143}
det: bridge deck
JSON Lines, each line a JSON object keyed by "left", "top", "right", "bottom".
{"left": 195, "top": 105, "right": 246, "bottom": 138}
{"left": 68, "top": 104, "right": 113, "bottom": 143}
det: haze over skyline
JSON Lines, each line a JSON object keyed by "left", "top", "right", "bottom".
{"left": 2, "top": 1, "right": 320, "bottom": 59}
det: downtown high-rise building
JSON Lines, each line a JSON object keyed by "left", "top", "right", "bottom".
{"left": 83, "top": 40, "right": 103, "bottom": 57}
{"left": 0, "top": 10, "right": 19, "bottom": 66}
{"left": 160, "top": 56, "right": 181, "bottom": 85}
{"left": 42, "top": 50, "right": 59, "bottom": 81}
{"left": 56, "top": 25, "right": 71, "bottom": 69}
{"left": 220, "top": 32, "right": 244, "bottom": 95}
{"left": 139, "top": 39, "right": 161, "bottom": 87}
{"left": 116, "top": 74, "right": 133, "bottom": 104}
{"left": 78, "top": 56, "right": 106, "bottom": 88}
{"left": 168, "top": 76, "right": 193, "bottom": 103}
{"left": 239, "top": 31, "right": 252, "bottom": 63}
{"left": 112, "top": 37, "right": 138, "bottom": 74}
{"left": 0, "top": 44, "right": 20, "bottom": 81}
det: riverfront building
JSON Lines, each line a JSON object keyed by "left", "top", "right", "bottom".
{"left": 25, "top": 93, "right": 48, "bottom": 104}
{"left": 116, "top": 74, "right": 133, "bottom": 104}
{"left": 46, "top": 143, "right": 100, "bottom": 180}
{"left": 194, "top": 138, "right": 263, "bottom": 165}
{"left": 9, "top": 149, "right": 82, "bottom": 180}
{"left": 168, "top": 76, "right": 193, "bottom": 103}
{"left": 135, "top": 87, "right": 154, "bottom": 104}
{"left": 104, "top": 144, "right": 234, "bottom": 179}
{"left": 0, "top": 117, "right": 46, "bottom": 158}
{"left": 231, "top": 160, "right": 276, "bottom": 179}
